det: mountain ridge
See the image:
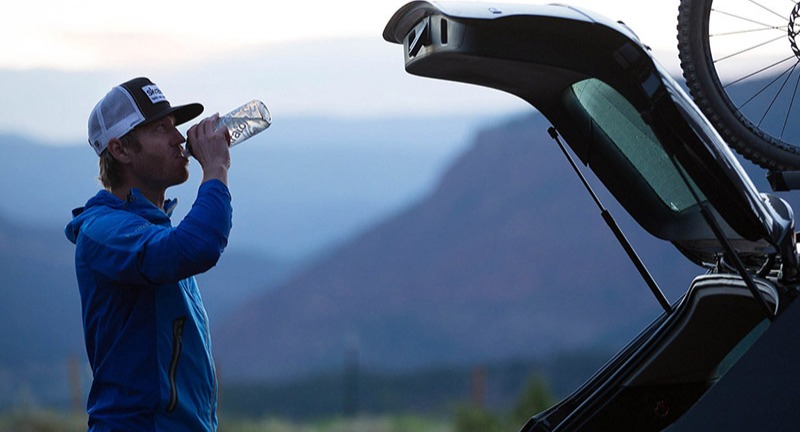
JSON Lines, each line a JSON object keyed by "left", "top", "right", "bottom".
{"left": 213, "top": 114, "right": 701, "bottom": 382}
{"left": 0, "top": 113, "right": 487, "bottom": 259}
{"left": 1, "top": 108, "right": 786, "bottom": 406}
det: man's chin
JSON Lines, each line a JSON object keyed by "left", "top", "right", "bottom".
{"left": 172, "top": 169, "right": 190, "bottom": 186}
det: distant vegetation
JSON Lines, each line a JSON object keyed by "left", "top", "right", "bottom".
{"left": 218, "top": 351, "right": 607, "bottom": 422}
{"left": 0, "top": 377, "right": 551, "bottom": 432}
{"left": 0, "top": 410, "right": 86, "bottom": 432}
{"left": 0, "top": 412, "right": 450, "bottom": 432}
{"left": 452, "top": 375, "right": 554, "bottom": 432}
{"left": 0, "top": 349, "right": 608, "bottom": 432}
{"left": 0, "top": 361, "right": 567, "bottom": 432}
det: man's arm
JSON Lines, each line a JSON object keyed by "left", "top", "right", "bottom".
{"left": 78, "top": 181, "right": 232, "bottom": 286}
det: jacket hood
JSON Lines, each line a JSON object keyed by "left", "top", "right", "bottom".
{"left": 65, "top": 189, "right": 176, "bottom": 244}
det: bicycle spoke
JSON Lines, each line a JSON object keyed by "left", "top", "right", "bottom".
{"left": 748, "top": 0, "right": 788, "bottom": 21}
{"left": 724, "top": 55, "right": 796, "bottom": 86}
{"left": 780, "top": 69, "right": 800, "bottom": 137}
{"left": 756, "top": 62, "right": 798, "bottom": 126}
{"left": 736, "top": 60, "right": 797, "bottom": 110}
{"left": 711, "top": 26, "right": 782, "bottom": 37}
{"left": 712, "top": 8, "right": 784, "bottom": 29}
{"left": 714, "top": 34, "right": 787, "bottom": 62}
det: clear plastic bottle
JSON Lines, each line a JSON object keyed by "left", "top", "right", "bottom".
{"left": 183, "top": 99, "right": 271, "bottom": 157}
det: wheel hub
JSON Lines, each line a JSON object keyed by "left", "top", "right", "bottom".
{"left": 790, "top": 2, "right": 800, "bottom": 59}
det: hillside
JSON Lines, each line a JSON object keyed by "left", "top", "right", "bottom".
{"left": 0, "top": 113, "right": 481, "bottom": 259}
{"left": 2, "top": 108, "right": 787, "bottom": 410}
{"left": 213, "top": 114, "right": 701, "bottom": 382}
{"left": 0, "top": 113, "right": 489, "bottom": 409}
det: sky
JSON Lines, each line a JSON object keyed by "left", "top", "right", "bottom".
{"left": 0, "top": 0, "right": 682, "bottom": 143}
{"left": 3, "top": 0, "right": 680, "bottom": 71}
{"left": 1, "top": 0, "right": 687, "bottom": 257}
{"left": 1, "top": 1, "right": 407, "bottom": 71}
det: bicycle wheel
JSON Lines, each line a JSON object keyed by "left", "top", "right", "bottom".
{"left": 678, "top": 0, "right": 800, "bottom": 170}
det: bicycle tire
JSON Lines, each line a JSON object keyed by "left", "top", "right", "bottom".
{"left": 677, "top": 0, "right": 800, "bottom": 171}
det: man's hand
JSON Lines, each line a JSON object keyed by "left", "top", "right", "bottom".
{"left": 187, "top": 113, "right": 231, "bottom": 185}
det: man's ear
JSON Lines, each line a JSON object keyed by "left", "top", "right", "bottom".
{"left": 106, "top": 138, "right": 133, "bottom": 164}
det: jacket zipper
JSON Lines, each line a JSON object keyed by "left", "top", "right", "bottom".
{"left": 203, "top": 306, "right": 218, "bottom": 426}
{"left": 167, "top": 316, "right": 186, "bottom": 413}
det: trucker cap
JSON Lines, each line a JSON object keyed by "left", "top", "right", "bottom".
{"left": 87, "top": 77, "right": 204, "bottom": 156}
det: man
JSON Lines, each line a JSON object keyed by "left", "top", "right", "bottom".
{"left": 65, "top": 77, "right": 232, "bottom": 431}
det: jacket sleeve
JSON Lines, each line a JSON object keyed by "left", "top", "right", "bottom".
{"left": 81, "top": 180, "right": 233, "bottom": 285}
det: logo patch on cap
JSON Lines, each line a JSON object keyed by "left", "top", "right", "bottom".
{"left": 141, "top": 84, "right": 166, "bottom": 104}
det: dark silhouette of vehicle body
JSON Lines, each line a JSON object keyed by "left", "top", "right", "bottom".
{"left": 384, "top": 2, "right": 800, "bottom": 430}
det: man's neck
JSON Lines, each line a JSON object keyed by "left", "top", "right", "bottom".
{"left": 112, "top": 185, "right": 166, "bottom": 210}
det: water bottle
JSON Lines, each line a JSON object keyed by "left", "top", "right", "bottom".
{"left": 183, "top": 99, "right": 271, "bottom": 157}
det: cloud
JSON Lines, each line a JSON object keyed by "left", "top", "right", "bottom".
{"left": 0, "top": 0, "right": 408, "bottom": 70}
{"left": 0, "top": 0, "right": 683, "bottom": 143}
{"left": 0, "top": 38, "right": 528, "bottom": 144}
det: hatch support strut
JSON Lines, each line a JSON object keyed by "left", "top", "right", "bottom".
{"left": 695, "top": 204, "right": 776, "bottom": 321}
{"left": 547, "top": 127, "right": 672, "bottom": 313}
{"left": 654, "top": 112, "right": 778, "bottom": 322}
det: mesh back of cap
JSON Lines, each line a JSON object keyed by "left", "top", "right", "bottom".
{"left": 88, "top": 86, "right": 145, "bottom": 156}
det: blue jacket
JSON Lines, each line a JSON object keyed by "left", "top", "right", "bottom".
{"left": 65, "top": 180, "right": 232, "bottom": 431}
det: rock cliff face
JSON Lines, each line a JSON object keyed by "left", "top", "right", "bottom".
{"left": 214, "top": 114, "right": 699, "bottom": 382}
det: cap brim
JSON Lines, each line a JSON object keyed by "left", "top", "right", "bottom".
{"left": 143, "top": 102, "right": 204, "bottom": 127}
{"left": 173, "top": 103, "right": 204, "bottom": 126}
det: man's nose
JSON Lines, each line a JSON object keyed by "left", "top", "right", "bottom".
{"left": 173, "top": 129, "right": 186, "bottom": 145}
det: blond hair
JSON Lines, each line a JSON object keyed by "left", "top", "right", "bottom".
{"left": 98, "top": 132, "right": 141, "bottom": 190}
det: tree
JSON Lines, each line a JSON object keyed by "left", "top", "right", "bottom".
{"left": 454, "top": 404, "right": 500, "bottom": 432}
{"left": 510, "top": 375, "right": 555, "bottom": 425}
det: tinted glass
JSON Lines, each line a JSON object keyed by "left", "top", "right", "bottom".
{"left": 572, "top": 78, "right": 698, "bottom": 212}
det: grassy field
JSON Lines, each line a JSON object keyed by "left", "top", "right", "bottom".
{"left": 221, "top": 416, "right": 451, "bottom": 432}
{"left": 0, "top": 375, "right": 551, "bottom": 432}
{"left": 0, "top": 411, "right": 453, "bottom": 432}
{"left": 0, "top": 410, "right": 87, "bottom": 432}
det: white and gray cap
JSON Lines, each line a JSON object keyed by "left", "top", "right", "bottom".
{"left": 87, "top": 77, "right": 203, "bottom": 156}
